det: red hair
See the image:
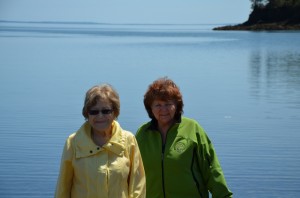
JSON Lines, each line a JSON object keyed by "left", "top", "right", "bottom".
{"left": 144, "top": 77, "right": 183, "bottom": 120}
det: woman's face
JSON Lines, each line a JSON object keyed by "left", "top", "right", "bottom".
{"left": 151, "top": 99, "right": 176, "bottom": 127}
{"left": 88, "top": 99, "right": 115, "bottom": 134}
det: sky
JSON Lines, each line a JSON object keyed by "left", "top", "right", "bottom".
{"left": 0, "top": 0, "right": 252, "bottom": 24}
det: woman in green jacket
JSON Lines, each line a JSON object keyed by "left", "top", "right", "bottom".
{"left": 136, "top": 77, "right": 232, "bottom": 198}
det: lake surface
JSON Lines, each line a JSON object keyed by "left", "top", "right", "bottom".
{"left": 0, "top": 21, "right": 300, "bottom": 197}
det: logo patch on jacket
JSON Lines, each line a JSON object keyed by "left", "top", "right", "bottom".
{"left": 174, "top": 142, "right": 186, "bottom": 153}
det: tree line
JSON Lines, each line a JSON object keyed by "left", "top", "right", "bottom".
{"left": 251, "top": 0, "right": 300, "bottom": 9}
{"left": 247, "top": 0, "right": 300, "bottom": 24}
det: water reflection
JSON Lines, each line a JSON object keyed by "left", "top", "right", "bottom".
{"left": 249, "top": 50, "right": 300, "bottom": 109}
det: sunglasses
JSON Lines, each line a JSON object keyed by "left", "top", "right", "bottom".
{"left": 88, "top": 109, "right": 113, "bottom": 115}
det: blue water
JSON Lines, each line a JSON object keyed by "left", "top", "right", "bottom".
{"left": 0, "top": 21, "right": 300, "bottom": 197}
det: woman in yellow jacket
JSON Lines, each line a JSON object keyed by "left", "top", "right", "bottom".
{"left": 55, "top": 84, "right": 146, "bottom": 198}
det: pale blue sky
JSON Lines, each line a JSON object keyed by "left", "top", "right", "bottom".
{"left": 0, "top": 0, "right": 252, "bottom": 24}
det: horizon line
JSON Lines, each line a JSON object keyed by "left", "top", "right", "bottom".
{"left": 0, "top": 20, "right": 239, "bottom": 26}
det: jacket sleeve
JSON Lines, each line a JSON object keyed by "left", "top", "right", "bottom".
{"left": 55, "top": 136, "right": 74, "bottom": 198}
{"left": 127, "top": 134, "right": 146, "bottom": 198}
{"left": 196, "top": 129, "right": 233, "bottom": 198}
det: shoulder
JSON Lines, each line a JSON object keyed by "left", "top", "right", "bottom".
{"left": 65, "top": 132, "right": 76, "bottom": 146}
{"left": 122, "top": 129, "right": 135, "bottom": 139}
{"left": 120, "top": 129, "right": 138, "bottom": 146}
{"left": 61, "top": 132, "right": 77, "bottom": 155}
{"left": 120, "top": 130, "right": 141, "bottom": 154}
{"left": 135, "top": 121, "right": 151, "bottom": 141}
{"left": 180, "top": 116, "right": 209, "bottom": 142}
{"left": 68, "top": 132, "right": 76, "bottom": 140}
{"left": 181, "top": 116, "right": 200, "bottom": 125}
{"left": 180, "top": 116, "right": 204, "bottom": 131}
{"left": 137, "top": 121, "right": 151, "bottom": 131}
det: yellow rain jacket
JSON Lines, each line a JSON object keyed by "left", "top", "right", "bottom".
{"left": 55, "top": 121, "right": 146, "bottom": 198}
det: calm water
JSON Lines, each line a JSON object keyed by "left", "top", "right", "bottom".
{"left": 0, "top": 21, "right": 300, "bottom": 197}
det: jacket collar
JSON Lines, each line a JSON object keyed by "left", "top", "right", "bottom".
{"left": 74, "top": 120, "right": 126, "bottom": 159}
{"left": 148, "top": 116, "right": 182, "bottom": 131}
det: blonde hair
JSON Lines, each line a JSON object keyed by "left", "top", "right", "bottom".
{"left": 82, "top": 84, "right": 120, "bottom": 119}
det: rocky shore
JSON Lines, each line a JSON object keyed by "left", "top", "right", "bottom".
{"left": 213, "top": 23, "right": 300, "bottom": 31}
{"left": 214, "top": 1, "right": 300, "bottom": 31}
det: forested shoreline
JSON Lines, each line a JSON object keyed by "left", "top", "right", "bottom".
{"left": 214, "top": 0, "right": 300, "bottom": 30}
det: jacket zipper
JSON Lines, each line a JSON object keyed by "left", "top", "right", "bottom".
{"left": 161, "top": 129, "right": 169, "bottom": 198}
{"left": 161, "top": 144, "right": 166, "bottom": 198}
{"left": 159, "top": 125, "right": 173, "bottom": 198}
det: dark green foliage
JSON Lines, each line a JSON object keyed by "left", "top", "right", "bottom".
{"left": 250, "top": 0, "right": 300, "bottom": 8}
{"left": 247, "top": 0, "right": 300, "bottom": 24}
{"left": 250, "top": 0, "right": 269, "bottom": 9}
{"left": 213, "top": 0, "right": 300, "bottom": 30}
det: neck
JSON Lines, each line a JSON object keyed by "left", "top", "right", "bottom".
{"left": 92, "top": 128, "right": 112, "bottom": 146}
{"left": 158, "top": 125, "right": 170, "bottom": 135}
{"left": 158, "top": 121, "right": 174, "bottom": 144}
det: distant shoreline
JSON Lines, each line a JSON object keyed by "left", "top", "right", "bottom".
{"left": 213, "top": 1, "right": 300, "bottom": 31}
{"left": 213, "top": 23, "right": 300, "bottom": 31}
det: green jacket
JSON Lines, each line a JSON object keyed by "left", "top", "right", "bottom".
{"left": 136, "top": 117, "right": 232, "bottom": 198}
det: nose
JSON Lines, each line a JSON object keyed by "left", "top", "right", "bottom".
{"left": 160, "top": 104, "right": 170, "bottom": 110}
{"left": 158, "top": 104, "right": 173, "bottom": 111}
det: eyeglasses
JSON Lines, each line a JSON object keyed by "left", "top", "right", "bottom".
{"left": 88, "top": 109, "right": 113, "bottom": 115}
{"left": 152, "top": 102, "right": 175, "bottom": 110}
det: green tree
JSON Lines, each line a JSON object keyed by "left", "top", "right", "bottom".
{"left": 250, "top": 0, "right": 268, "bottom": 9}
{"left": 260, "top": 0, "right": 300, "bottom": 8}
{"left": 248, "top": 0, "right": 300, "bottom": 24}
